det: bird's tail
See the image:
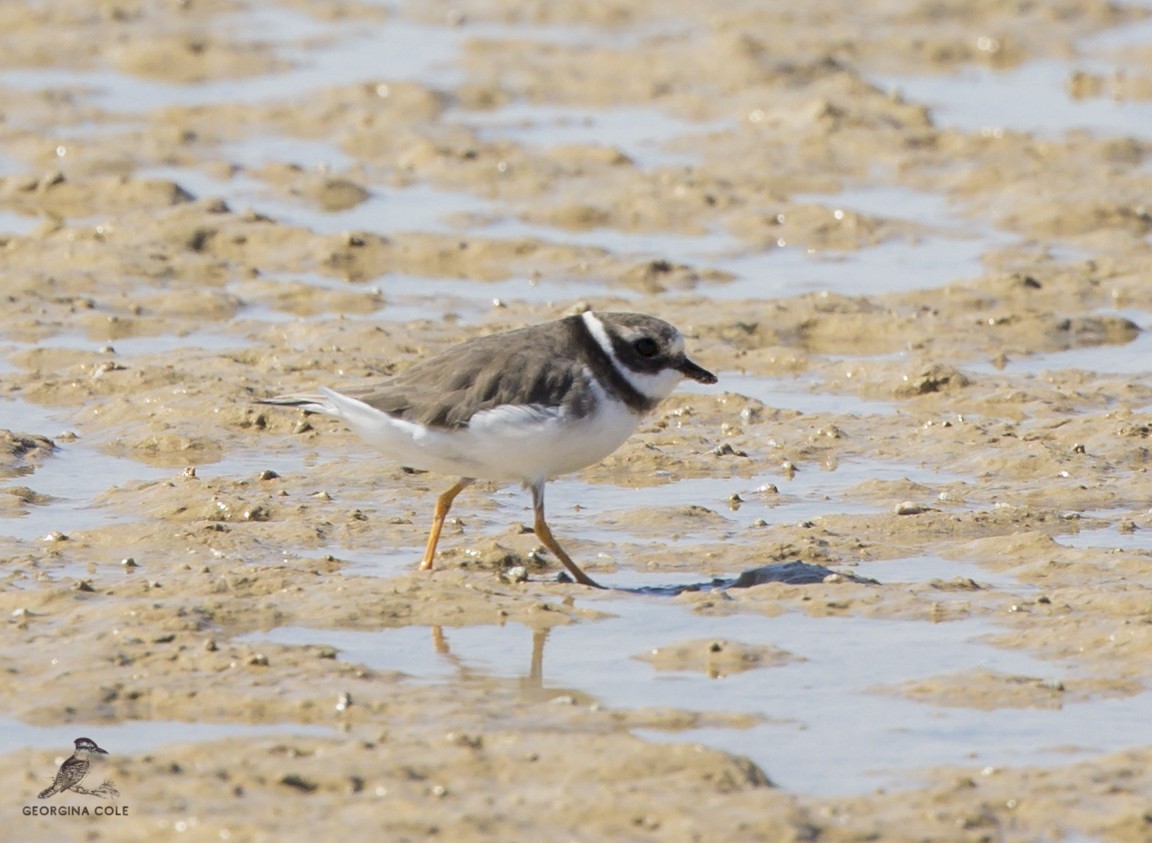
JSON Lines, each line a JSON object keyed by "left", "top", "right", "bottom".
{"left": 38, "top": 784, "right": 60, "bottom": 799}
{"left": 255, "top": 393, "right": 337, "bottom": 415}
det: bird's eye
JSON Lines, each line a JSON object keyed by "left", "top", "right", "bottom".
{"left": 633, "top": 337, "right": 659, "bottom": 358}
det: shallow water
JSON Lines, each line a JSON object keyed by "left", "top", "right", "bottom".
{"left": 706, "top": 371, "right": 902, "bottom": 415}
{"left": 455, "top": 103, "right": 734, "bottom": 169}
{"left": 966, "top": 316, "right": 1152, "bottom": 376}
{"left": 0, "top": 398, "right": 310, "bottom": 544}
{"left": 3, "top": 3, "right": 1152, "bottom": 835}
{"left": 1, "top": 717, "right": 333, "bottom": 754}
{"left": 879, "top": 56, "right": 1152, "bottom": 141}
{"left": 1057, "top": 526, "right": 1152, "bottom": 551}
{"left": 242, "top": 594, "right": 1130, "bottom": 797}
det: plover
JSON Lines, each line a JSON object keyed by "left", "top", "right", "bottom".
{"left": 260, "top": 310, "right": 716, "bottom": 588}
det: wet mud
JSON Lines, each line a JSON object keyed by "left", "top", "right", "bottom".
{"left": 4, "top": 0, "right": 1152, "bottom": 840}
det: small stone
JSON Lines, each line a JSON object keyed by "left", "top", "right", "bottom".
{"left": 259, "top": 469, "right": 280, "bottom": 480}
{"left": 446, "top": 732, "right": 484, "bottom": 749}
{"left": 92, "top": 360, "right": 126, "bottom": 376}
{"left": 501, "top": 565, "right": 529, "bottom": 584}
{"left": 895, "top": 501, "right": 928, "bottom": 515}
{"left": 280, "top": 774, "right": 317, "bottom": 793}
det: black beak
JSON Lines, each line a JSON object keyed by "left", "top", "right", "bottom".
{"left": 93, "top": 746, "right": 108, "bottom": 754}
{"left": 677, "top": 357, "right": 717, "bottom": 385}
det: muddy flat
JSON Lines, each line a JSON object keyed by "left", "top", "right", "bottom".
{"left": 4, "top": 1, "right": 1152, "bottom": 840}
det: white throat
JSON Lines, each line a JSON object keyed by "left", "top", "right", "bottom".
{"left": 581, "top": 311, "right": 682, "bottom": 403}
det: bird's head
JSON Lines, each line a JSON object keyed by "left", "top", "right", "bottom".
{"left": 73, "top": 737, "right": 108, "bottom": 754}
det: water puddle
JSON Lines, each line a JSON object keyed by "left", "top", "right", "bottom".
{"left": 243, "top": 593, "right": 1127, "bottom": 797}
{"left": 797, "top": 185, "right": 959, "bottom": 227}
{"left": 270, "top": 456, "right": 966, "bottom": 582}
{"left": 0, "top": 398, "right": 174, "bottom": 542}
{"left": 1056, "top": 526, "right": 1152, "bottom": 551}
{"left": 862, "top": 553, "right": 1032, "bottom": 591}
{"left": 148, "top": 157, "right": 998, "bottom": 304}
{"left": 706, "top": 185, "right": 1019, "bottom": 299}
{"left": 292, "top": 545, "right": 418, "bottom": 580}
{"left": 0, "top": 210, "right": 40, "bottom": 236}
{"left": 0, "top": 11, "right": 463, "bottom": 112}
{"left": 967, "top": 316, "right": 1152, "bottom": 376}
{"left": 879, "top": 59, "right": 1152, "bottom": 140}
{"left": 3, "top": 330, "right": 253, "bottom": 357}
{"left": 234, "top": 269, "right": 622, "bottom": 326}
{"left": 705, "top": 371, "right": 902, "bottom": 416}
{"left": 0, "top": 399, "right": 300, "bottom": 546}
{"left": 0, "top": 8, "right": 635, "bottom": 116}
{"left": 454, "top": 103, "right": 731, "bottom": 168}
{"left": 140, "top": 162, "right": 497, "bottom": 238}
{"left": 0, "top": 717, "right": 332, "bottom": 755}
{"left": 550, "top": 460, "right": 966, "bottom": 530}
{"left": 876, "top": 15, "right": 1152, "bottom": 140}
{"left": 220, "top": 135, "right": 356, "bottom": 172}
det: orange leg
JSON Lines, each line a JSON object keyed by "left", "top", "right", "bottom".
{"left": 530, "top": 481, "right": 604, "bottom": 589}
{"left": 420, "top": 478, "right": 473, "bottom": 570}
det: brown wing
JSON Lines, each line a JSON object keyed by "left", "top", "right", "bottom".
{"left": 38, "top": 758, "right": 87, "bottom": 798}
{"left": 345, "top": 318, "right": 595, "bottom": 429}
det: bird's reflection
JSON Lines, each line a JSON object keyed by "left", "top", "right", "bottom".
{"left": 430, "top": 624, "right": 549, "bottom": 690}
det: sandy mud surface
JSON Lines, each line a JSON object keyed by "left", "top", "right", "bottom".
{"left": 4, "top": 0, "right": 1152, "bottom": 840}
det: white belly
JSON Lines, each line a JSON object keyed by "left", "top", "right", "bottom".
{"left": 317, "top": 382, "right": 641, "bottom": 483}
